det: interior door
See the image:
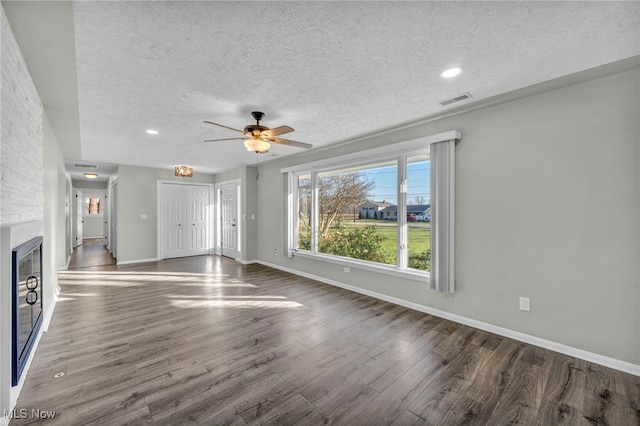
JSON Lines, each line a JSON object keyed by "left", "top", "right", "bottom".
{"left": 160, "top": 183, "right": 210, "bottom": 259}
{"left": 73, "top": 189, "right": 83, "bottom": 247}
{"left": 109, "top": 181, "right": 117, "bottom": 258}
{"left": 187, "top": 185, "right": 209, "bottom": 255}
{"left": 103, "top": 194, "right": 108, "bottom": 245}
{"left": 220, "top": 183, "right": 239, "bottom": 258}
{"left": 162, "top": 184, "right": 187, "bottom": 259}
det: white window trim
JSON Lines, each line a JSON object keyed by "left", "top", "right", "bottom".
{"left": 292, "top": 249, "right": 429, "bottom": 282}
{"left": 283, "top": 130, "right": 460, "bottom": 281}
{"left": 281, "top": 130, "right": 460, "bottom": 175}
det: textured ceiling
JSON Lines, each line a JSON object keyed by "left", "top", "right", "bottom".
{"left": 30, "top": 2, "right": 640, "bottom": 174}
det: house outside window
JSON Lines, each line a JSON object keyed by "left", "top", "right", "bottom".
{"left": 289, "top": 149, "right": 430, "bottom": 273}
{"left": 284, "top": 130, "right": 459, "bottom": 288}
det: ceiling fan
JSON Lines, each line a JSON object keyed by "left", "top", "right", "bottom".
{"left": 204, "top": 111, "right": 313, "bottom": 154}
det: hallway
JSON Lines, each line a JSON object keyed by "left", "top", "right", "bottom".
{"left": 67, "top": 239, "right": 116, "bottom": 270}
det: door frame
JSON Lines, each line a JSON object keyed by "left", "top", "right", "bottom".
{"left": 72, "top": 189, "right": 83, "bottom": 248}
{"left": 156, "top": 180, "right": 214, "bottom": 260}
{"left": 214, "top": 179, "right": 242, "bottom": 259}
{"left": 107, "top": 179, "right": 118, "bottom": 258}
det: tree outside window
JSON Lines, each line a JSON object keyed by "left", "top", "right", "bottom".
{"left": 85, "top": 197, "right": 101, "bottom": 214}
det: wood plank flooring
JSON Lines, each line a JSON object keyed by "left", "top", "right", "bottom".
{"left": 10, "top": 247, "right": 640, "bottom": 425}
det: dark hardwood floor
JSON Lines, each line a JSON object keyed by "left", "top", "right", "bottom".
{"left": 10, "top": 245, "right": 639, "bottom": 425}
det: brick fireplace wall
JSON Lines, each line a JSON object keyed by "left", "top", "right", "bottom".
{"left": 0, "top": 5, "right": 43, "bottom": 225}
{"left": 1, "top": 6, "right": 45, "bottom": 423}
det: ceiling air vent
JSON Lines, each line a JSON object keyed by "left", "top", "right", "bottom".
{"left": 73, "top": 163, "right": 98, "bottom": 169}
{"left": 439, "top": 92, "right": 472, "bottom": 106}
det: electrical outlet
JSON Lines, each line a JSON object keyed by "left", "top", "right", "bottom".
{"left": 519, "top": 297, "right": 530, "bottom": 312}
{"left": 273, "top": 248, "right": 278, "bottom": 256}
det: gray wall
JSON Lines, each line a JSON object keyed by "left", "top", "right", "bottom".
{"left": 71, "top": 179, "right": 108, "bottom": 190}
{"left": 116, "top": 165, "right": 215, "bottom": 263}
{"left": 255, "top": 66, "right": 640, "bottom": 365}
{"left": 244, "top": 166, "right": 258, "bottom": 262}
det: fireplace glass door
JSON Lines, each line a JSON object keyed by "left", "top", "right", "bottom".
{"left": 12, "top": 236, "right": 43, "bottom": 386}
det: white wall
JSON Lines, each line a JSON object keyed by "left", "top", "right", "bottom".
{"left": 1, "top": 6, "right": 43, "bottom": 418}
{"left": 255, "top": 64, "right": 640, "bottom": 368}
{"left": 43, "top": 113, "right": 67, "bottom": 293}
{"left": 116, "top": 165, "right": 215, "bottom": 263}
{"left": 0, "top": 13, "right": 43, "bottom": 224}
{"left": 0, "top": 6, "right": 68, "bottom": 421}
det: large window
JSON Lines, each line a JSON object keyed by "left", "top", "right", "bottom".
{"left": 291, "top": 151, "right": 429, "bottom": 274}
{"left": 285, "top": 131, "right": 459, "bottom": 288}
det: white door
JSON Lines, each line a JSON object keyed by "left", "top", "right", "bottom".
{"left": 186, "top": 185, "right": 209, "bottom": 254}
{"left": 103, "top": 194, "right": 108, "bottom": 245}
{"left": 109, "top": 181, "right": 118, "bottom": 258}
{"left": 162, "top": 184, "right": 187, "bottom": 258}
{"left": 220, "top": 183, "right": 240, "bottom": 258}
{"left": 160, "top": 183, "right": 210, "bottom": 259}
{"left": 73, "top": 189, "right": 83, "bottom": 247}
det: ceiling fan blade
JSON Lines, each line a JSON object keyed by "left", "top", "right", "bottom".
{"left": 203, "top": 120, "right": 245, "bottom": 134}
{"left": 268, "top": 137, "right": 313, "bottom": 149}
{"left": 204, "top": 137, "right": 244, "bottom": 142}
{"left": 262, "top": 125, "right": 294, "bottom": 137}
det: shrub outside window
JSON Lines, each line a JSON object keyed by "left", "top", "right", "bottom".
{"left": 292, "top": 151, "right": 429, "bottom": 273}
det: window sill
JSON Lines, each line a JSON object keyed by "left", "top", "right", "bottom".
{"left": 291, "top": 250, "right": 429, "bottom": 283}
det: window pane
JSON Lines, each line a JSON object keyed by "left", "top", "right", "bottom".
{"left": 317, "top": 161, "right": 397, "bottom": 266}
{"left": 85, "top": 197, "right": 101, "bottom": 214}
{"left": 406, "top": 154, "right": 430, "bottom": 271}
{"left": 296, "top": 174, "right": 311, "bottom": 251}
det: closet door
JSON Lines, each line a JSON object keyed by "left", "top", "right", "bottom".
{"left": 186, "top": 185, "right": 209, "bottom": 255}
{"left": 160, "top": 183, "right": 210, "bottom": 259}
{"left": 162, "top": 184, "right": 187, "bottom": 259}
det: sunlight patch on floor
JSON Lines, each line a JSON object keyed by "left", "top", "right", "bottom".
{"left": 168, "top": 299, "right": 306, "bottom": 309}
{"left": 62, "top": 270, "right": 230, "bottom": 278}
{"left": 58, "top": 270, "right": 257, "bottom": 288}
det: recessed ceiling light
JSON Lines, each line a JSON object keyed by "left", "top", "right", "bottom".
{"left": 84, "top": 173, "right": 98, "bottom": 179}
{"left": 146, "top": 129, "right": 159, "bottom": 135}
{"left": 442, "top": 67, "right": 462, "bottom": 78}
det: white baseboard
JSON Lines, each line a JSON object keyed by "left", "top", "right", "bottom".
{"left": 59, "top": 255, "right": 71, "bottom": 271}
{"left": 237, "top": 259, "right": 258, "bottom": 265}
{"left": 257, "top": 260, "right": 640, "bottom": 377}
{"left": 116, "top": 258, "right": 158, "bottom": 266}
{"left": 43, "top": 293, "right": 58, "bottom": 332}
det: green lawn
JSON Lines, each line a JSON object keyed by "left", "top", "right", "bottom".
{"left": 304, "top": 220, "right": 431, "bottom": 271}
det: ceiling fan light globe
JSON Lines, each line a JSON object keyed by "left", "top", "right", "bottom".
{"left": 244, "top": 138, "right": 270, "bottom": 154}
